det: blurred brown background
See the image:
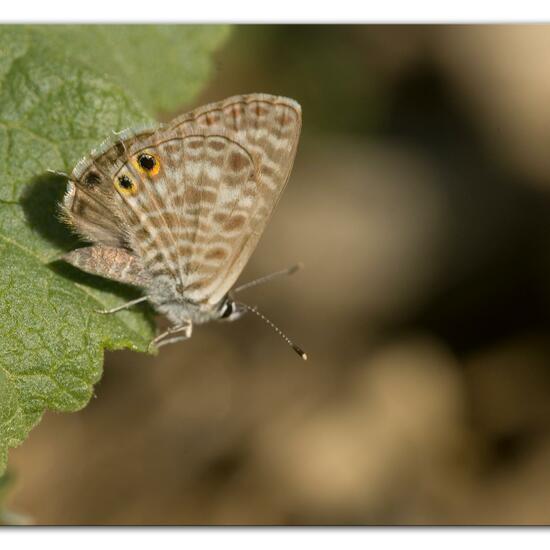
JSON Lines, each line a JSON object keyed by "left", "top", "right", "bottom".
{"left": 9, "top": 24, "right": 550, "bottom": 525}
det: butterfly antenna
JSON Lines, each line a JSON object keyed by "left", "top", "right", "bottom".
{"left": 233, "top": 262, "right": 304, "bottom": 294}
{"left": 238, "top": 302, "right": 307, "bottom": 361}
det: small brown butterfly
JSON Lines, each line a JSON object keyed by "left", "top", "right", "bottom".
{"left": 59, "top": 93, "right": 306, "bottom": 358}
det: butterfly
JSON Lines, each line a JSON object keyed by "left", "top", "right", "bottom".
{"left": 59, "top": 93, "right": 306, "bottom": 358}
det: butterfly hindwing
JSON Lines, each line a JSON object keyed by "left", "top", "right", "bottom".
{"left": 61, "top": 127, "right": 159, "bottom": 248}
{"left": 167, "top": 94, "right": 302, "bottom": 303}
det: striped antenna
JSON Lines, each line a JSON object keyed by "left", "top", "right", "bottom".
{"left": 238, "top": 302, "right": 307, "bottom": 361}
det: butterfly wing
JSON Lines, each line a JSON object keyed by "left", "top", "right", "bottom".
{"left": 61, "top": 126, "right": 159, "bottom": 248}
{"left": 168, "top": 94, "right": 302, "bottom": 304}
{"left": 112, "top": 135, "right": 259, "bottom": 303}
{"left": 62, "top": 94, "right": 301, "bottom": 306}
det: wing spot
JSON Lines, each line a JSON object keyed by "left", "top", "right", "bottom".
{"left": 205, "top": 247, "right": 228, "bottom": 261}
{"left": 152, "top": 251, "right": 164, "bottom": 264}
{"left": 135, "top": 227, "right": 149, "bottom": 241}
{"left": 84, "top": 171, "right": 101, "bottom": 188}
{"left": 224, "top": 214, "right": 246, "bottom": 232}
{"left": 185, "top": 187, "right": 201, "bottom": 204}
{"left": 114, "top": 141, "right": 126, "bottom": 156}
{"left": 262, "top": 164, "right": 274, "bottom": 177}
{"left": 136, "top": 153, "right": 160, "bottom": 176}
{"left": 185, "top": 188, "right": 217, "bottom": 204}
{"left": 228, "top": 104, "right": 242, "bottom": 129}
{"left": 229, "top": 151, "right": 249, "bottom": 172}
{"left": 187, "top": 138, "right": 203, "bottom": 150}
{"left": 208, "top": 138, "right": 225, "bottom": 152}
{"left": 115, "top": 174, "right": 137, "bottom": 196}
{"left": 254, "top": 103, "right": 268, "bottom": 117}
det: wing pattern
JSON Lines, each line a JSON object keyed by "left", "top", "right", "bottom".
{"left": 62, "top": 94, "right": 302, "bottom": 306}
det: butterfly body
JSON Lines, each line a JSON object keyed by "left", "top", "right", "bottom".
{"left": 146, "top": 278, "right": 230, "bottom": 326}
{"left": 60, "top": 94, "right": 302, "bottom": 347}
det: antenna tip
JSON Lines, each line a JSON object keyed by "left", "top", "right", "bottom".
{"left": 289, "top": 262, "right": 305, "bottom": 275}
{"left": 293, "top": 345, "right": 308, "bottom": 361}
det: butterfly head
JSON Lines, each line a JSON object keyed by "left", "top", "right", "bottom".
{"left": 218, "top": 297, "right": 247, "bottom": 322}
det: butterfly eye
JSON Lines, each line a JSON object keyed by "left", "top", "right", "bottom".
{"left": 136, "top": 153, "right": 160, "bottom": 176}
{"left": 115, "top": 174, "right": 137, "bottom": 196}
{"left": 220, "top": 301, "right": 234, "bottom": 319}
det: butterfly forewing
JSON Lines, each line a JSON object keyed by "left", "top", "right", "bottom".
{"left": 62, "top": 94, "right": 302, "bottom": 308}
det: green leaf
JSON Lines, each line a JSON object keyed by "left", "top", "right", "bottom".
{"left": 30, "top": 25, "right": 231, "bottom": 115}
{"left": 0, "top": 25, "right": 230, "bottom": 474}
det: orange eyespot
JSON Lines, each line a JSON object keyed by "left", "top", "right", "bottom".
{"left": 135, "top": 153, "right": 160, "bottom": 176}
{"left": 115, "top": 174, "right": 137, "bottom": 196}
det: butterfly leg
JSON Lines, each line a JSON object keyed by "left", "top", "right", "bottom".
{"left": 95, "top": 296, "right": 148, "bottom": 315}
{"left": 149, "top": 321, "right": 193, "bottom": 351}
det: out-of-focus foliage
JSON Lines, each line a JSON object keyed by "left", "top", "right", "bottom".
{"left": 0, "top": 471, "right": 29, "bottom": 524}
{"left": 216, "top": 26, "right": 387, "bottom": 135}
